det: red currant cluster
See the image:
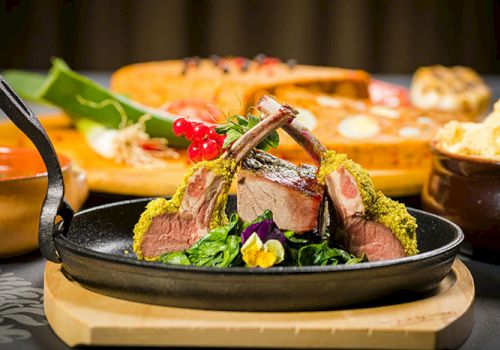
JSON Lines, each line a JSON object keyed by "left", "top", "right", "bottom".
{"left": 173, "top": 118, "right": 226, "bottom": 162}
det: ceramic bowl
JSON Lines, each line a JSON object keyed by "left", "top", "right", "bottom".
{"left": 422, "top": 144, "right": 500, "bottom": 257}
{"left": 0, "top": 148, "right": 88, "bottom": 258}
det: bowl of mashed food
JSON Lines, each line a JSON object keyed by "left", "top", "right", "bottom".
{"left": 422, "top": 100, "right": 500, "bottom": 259}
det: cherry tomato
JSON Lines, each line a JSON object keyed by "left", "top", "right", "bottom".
{"left": 172, "top": 118, "right": 191, "bottom": 137}
{"left": 199, "top": 139, "right": 221, "bottom": 160}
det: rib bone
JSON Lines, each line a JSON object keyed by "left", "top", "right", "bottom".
{"left": 257, "top": 95, "right": 326, "bottom": 164}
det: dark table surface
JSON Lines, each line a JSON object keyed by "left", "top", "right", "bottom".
{"left": 1, "top": 74, "right": 500, "bottom": 350}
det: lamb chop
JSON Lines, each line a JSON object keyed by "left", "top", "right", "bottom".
{"left": 237, "top": 97, "right": 328, "bottom": 235}
{"left": 133, "top": 97, "right": 297, "bottom": 260}
{"left": 237, "top": 150, "right": 324, "bottom": 233}
{"left": 257, "top": 96, "right": 418, "bottom": 261}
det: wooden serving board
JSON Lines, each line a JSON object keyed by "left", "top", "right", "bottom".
{"left": 0, "top": 114, "right": 425, "bottom": 196}
{"left": 44, "top": 259, "right": 474, "bottom": 349}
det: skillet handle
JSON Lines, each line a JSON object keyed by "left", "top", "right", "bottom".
{"left": 0, "top": 75, "right": 73, "bottom": 263}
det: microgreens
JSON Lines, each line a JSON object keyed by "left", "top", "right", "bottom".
{"left": 214, "top": 113, "right": 280, "bottom": 151}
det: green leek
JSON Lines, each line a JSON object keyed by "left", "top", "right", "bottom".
{"left": 74, "top": 117, "right": 118, "bottom": 158}
{"left": 2, "top": 58, "right": 189, "bottom": 148}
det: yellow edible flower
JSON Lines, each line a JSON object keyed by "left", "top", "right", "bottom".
{"left": 241, "top": 233, "right": 284, "bottom": 268}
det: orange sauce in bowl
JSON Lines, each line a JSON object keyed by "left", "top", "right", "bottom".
{"left": 0, "top": 148, "right": 71, "bottom": 181}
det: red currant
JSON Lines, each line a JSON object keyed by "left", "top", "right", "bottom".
{"left": 188, "top": 122, "right": 210, "bottom": 142}
{"left": 172, "top": 118, "right": 191, "bottom": 137}
{"left": 207, "top": 127, "right": 220, "bottom": 140}
{"left": 215, "top": 134, "right": 226, "bottom": 147}
{"left": 199, "top": 139, "right": 222, "bottom": 160}
{"left": 207, "top": 127, "right": 226, "bottom": 147}
{"left": 187, "top": 142, "right": 202, "bottom": 163}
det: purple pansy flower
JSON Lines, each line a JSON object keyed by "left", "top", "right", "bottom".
{"left": 241, "top": 219, "right": 286, "bottom": 245}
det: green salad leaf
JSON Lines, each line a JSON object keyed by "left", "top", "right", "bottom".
{"left": 252, "top": 209, "right": 273, "bottom": 222}
{"left": 297, "top": 242, "right": 362, "bottom": 266}
{"left": 161, "top": 213, "right": 242, "bottom": 267}
{"left": 284, "top": 230, "right": 310, "bottom": 244}
{"left": 283, "top": 231, "right": 363, "bottom": 266}
{"left": 159, "top": 251, "right": 191, "bottom": 265}
{"left": 159, "top": 211, "right": 363, "bottom": 268}
{"left": 241, "top": 209, "right": 274, "bottom": 231}
{"left": 283, "top": 230, "right": 318, "bottom": 265}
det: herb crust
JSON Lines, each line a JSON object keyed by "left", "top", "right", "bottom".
{"left": 317, "top": 150, "right": 418, "bottom": 256}
{"left": 132, "top": 157, "right": 237, "bottom": 260}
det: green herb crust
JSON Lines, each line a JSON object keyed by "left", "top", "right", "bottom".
{"left": 204, "top": 158, "right": 238, "bottom": 228}
{"left": 368, "top": 192, "right": 419, "bottom": 256}
{"left": 317, "top": 150, "right": 418, "bottom": 256}
{"left": 132, "top": 157, "right": 237, "bottom": 260}
{"left": 317, "top": 151, "right": 376, "bottom": 206}
{"left": 317, "top": 150, "right": 347, "bottom": 185}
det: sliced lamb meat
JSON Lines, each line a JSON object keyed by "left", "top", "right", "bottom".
{"left": 324, "top": 165, "right": 406, "bottom": 260}
{"left": 139, "top": 167, "right": 228, "bottom": 258}
{"left": 134, "top": 97, "right": 297, "bottom": 260}
{"left": 237, "top": 150, "right": 323, "bottom": 233}
{"left": 325, "top": 166, "right": 365, "bottom": 223}
{"left": 344, "top": 217, "right": 406, "bottom": 261}
{"left": 257, "top": 96, "right": 417, "bottom": 261}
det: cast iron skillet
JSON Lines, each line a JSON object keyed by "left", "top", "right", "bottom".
{"left": 0, "top": 76, "right": 464, "bottom": 311}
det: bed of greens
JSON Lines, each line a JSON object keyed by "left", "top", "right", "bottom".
{"left": 159, "top": 210, "right": 363, "bottom": 268}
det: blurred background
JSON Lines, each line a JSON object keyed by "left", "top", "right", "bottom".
{"left": 1, "top": 0, "right": 499, "bottom": 73}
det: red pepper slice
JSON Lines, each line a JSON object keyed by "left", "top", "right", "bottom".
{"left": 164, "top": 99, "right": 221, "bottom": 124}
{"left": 369, "top": 80, "right": 411, "bottom": 108}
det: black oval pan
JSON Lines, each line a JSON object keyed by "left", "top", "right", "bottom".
{"left": 0, "top": 76, "right": 464, "bottom": 311}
